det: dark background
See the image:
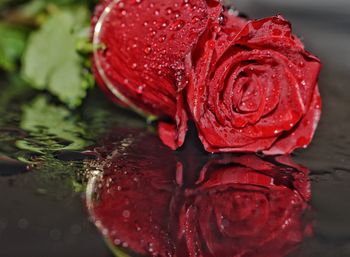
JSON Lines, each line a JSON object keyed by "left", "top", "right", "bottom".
{"left": 1, "top": 1, "right": 350, "bottom": 256}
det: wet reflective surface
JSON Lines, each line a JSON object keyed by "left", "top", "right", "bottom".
{"left": 1, "top": 1, "right": 350, "bottom": 257}
{"left": 86, "top": 130, "right": 312, "bottom": 257}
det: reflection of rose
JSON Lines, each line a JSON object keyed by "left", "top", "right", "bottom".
{"left": 177, "top": 155, "right": 311, "bottom": 257}
{"left": 87, "top": 129, "right": 179, "bottom": 255}
{"left": 87, "top": 131, "right": 311, "bottom": 257}
{"left": 186, "top": 15, "right": 322, "bottom": 154}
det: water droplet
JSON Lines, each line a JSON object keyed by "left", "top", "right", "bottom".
{"left": 122, "top": 210, "right": 130, "bottom": 218}
{"left": 208, "top": 40, "right": 215, "bottom": 49}
{"left": 213, "top": 24, "right": 221, "bottom": 33}
{"left": 144, "top": 46, "right": 152, "bottom": 55}
{"left": 114, "top": 239, "right": 121, "bottom": 245}
{"left": 102, "top": 228, "right": 108, "bottom": 236}
{"left": 218, "top": 15, "right": 224, "bottom": 25}
{"left": 166, "top": 8, "right": 173, "bottom": 14}
{"left": 301, "top": 80, "right": 306, "bottom": 86}
{"left": 131, "top": 63, "right": 138, "bottom": 69}
{"left": 170, "top": 20, "right": 185, "bottom": 31}
{"left": 159, "top": 35, "right": 166, "bottom": 42}
{"left": 137, "top": 84, "right": 146, "bottom": 94}
{"left": 154, "top": 9, "right": 160, "bottom": 15}
{"left": 191, "top": 16, "right": 200, "bottom": 24}
{"left": 162, "top": 21, "right": 168, "bottom": 28}
{"left": 149, "top": 243, "right": 154, "bottom": 252}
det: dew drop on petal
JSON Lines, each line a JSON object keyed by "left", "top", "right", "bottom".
{"left": 166, "top": 7, "right": 173, "bottom": 14}
{"left": 144, "top": 46, "right": 152, "bottom": 55}
{"left": 114, "top": 239, "right": 121, "bottom": 245}
{"left": 170, "top": 20, "right": 185, "bottom": 31}
{"left": 122, "top": 210, "right": 130, "bottom": 218}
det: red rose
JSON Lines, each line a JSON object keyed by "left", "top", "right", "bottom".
{"left": 86, "top": 130, "right": 311, "bottom": 257}
{"left": 91, "top": 0, "right": 222, "bottom": 149}
{"left": 186, "top": 15, "right": 322, "bottom": 154}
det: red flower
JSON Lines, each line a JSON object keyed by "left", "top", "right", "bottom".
{"left": 87, "top": 130, "right": 311, "bottom": 257}
{"left": 186, "top": 15, "right": 322, "bottom": 154}
{"left": 91, "top": 0, "right": 222, "bottom": 149}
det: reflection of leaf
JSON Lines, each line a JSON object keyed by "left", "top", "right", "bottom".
{"left": 17, "top": 95, "right": 90, "bottom": 153}
{"left": 22, "top": 9, "right": 93, "bottom": 108}
{"left": 0, "top": 22, "right": 27, "bottom": 71}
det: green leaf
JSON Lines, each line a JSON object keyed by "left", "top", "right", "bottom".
{"left": 17, "top": 95, "right": 91, "bottom": 153}
{"left": 22, "top": 10, "right": 92, "bottom": 108}
{"left": 0, "top": 23, "right": 27, "bottom": 71}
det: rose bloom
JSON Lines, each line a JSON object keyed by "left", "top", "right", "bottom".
{"left": 87, "top": 130, "right": 311, "bottom": 257}
{"left": 91, "top": 0, "right": 222, "bottom": 149}
{"left": 186, "top": 15, "right": 322, "bottom": 154}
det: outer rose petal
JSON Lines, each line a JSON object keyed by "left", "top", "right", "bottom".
{"left": 92, "top": 0, "right": 222, "bottom": 149}
{"left": 263, "top": 86, "right": 322, "bottom": 155}
{"left": 186, "top": 15, "right": 322, "bottom": 154}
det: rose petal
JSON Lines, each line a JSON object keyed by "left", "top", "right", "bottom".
{"left": 186, "top": 15, "right": 321, "bottom": 154}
